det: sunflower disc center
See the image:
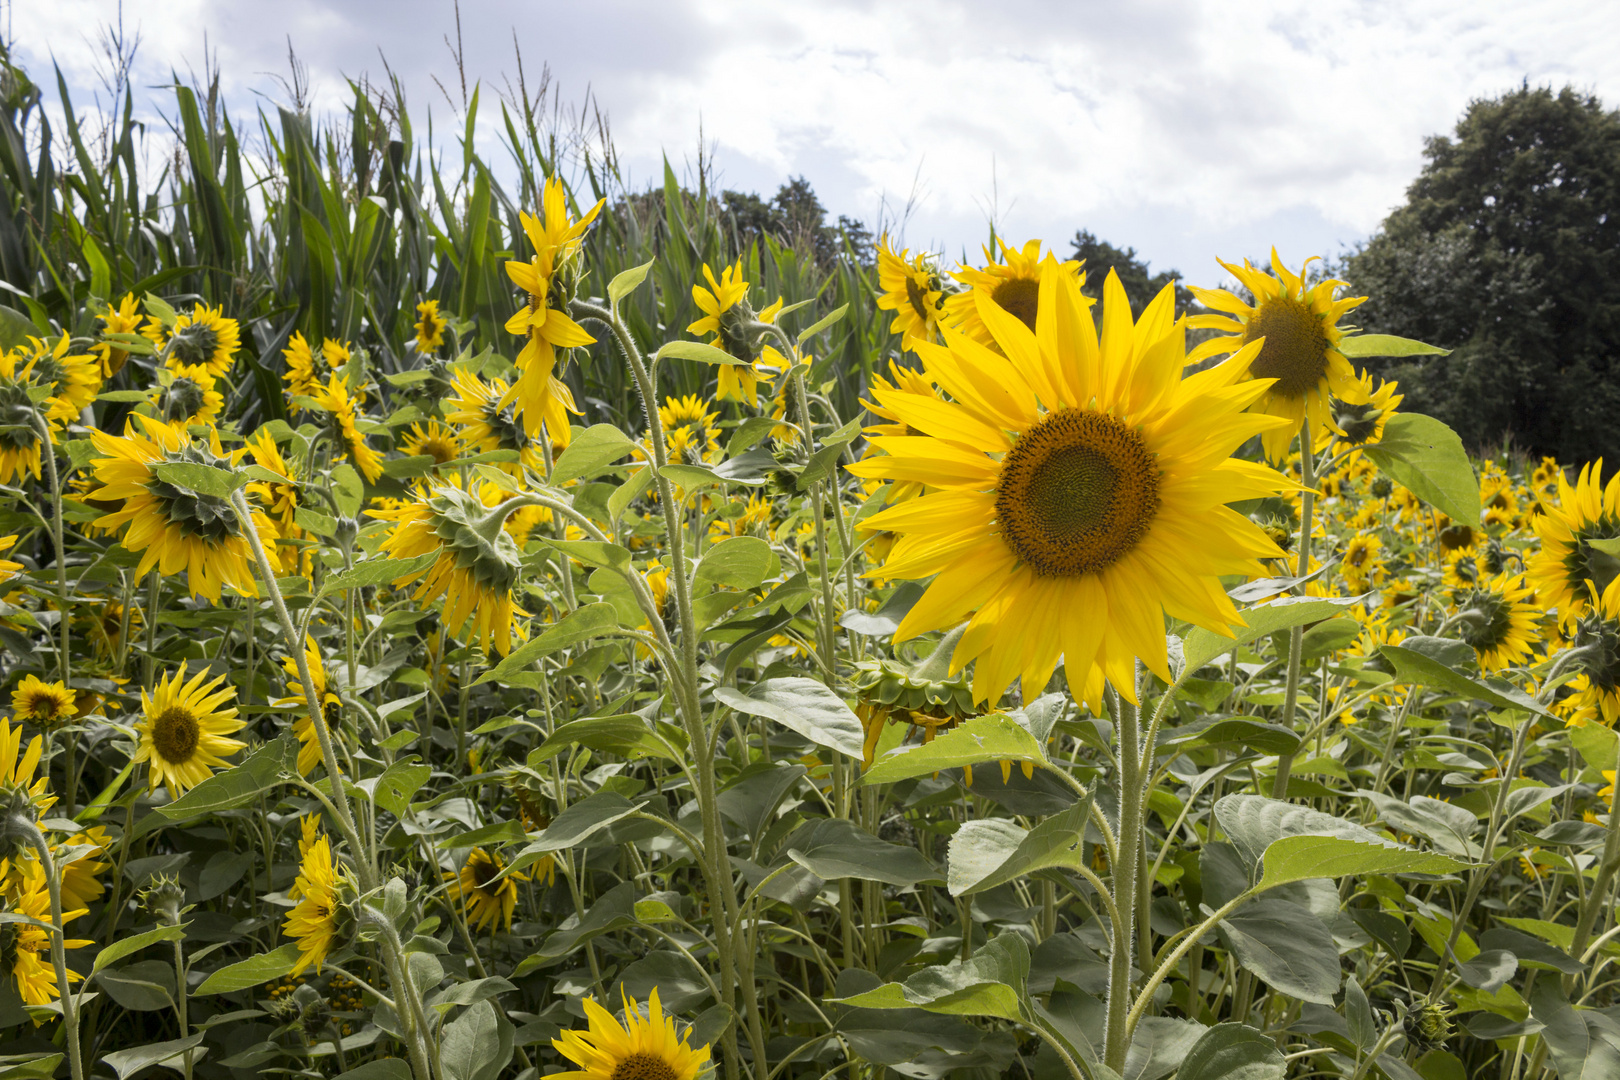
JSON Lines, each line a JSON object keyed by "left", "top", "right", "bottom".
{"left": 1242, "top": 294, "right": 1330, "bottom": 398}
{"left": 611, "top": 1053, "right": 681, "bottom": 1080}
{"left": 991, "top": 277, "right": 1040, "bottom": 331}
{"left": 995, "top": 410, "right": 1160, "bottom": 578}
{"left": 904, "top": 275, "right": 930, "bottom": 321}
{"left": 152, "top": 706, "right": 201, "bottom": 763}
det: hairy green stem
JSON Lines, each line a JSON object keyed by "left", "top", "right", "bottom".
{"left": 14, "top": 817, "right": 84, "bottom": 1080}
{"left": 1272, "top": 421, "right": 1315, "bottom": 798}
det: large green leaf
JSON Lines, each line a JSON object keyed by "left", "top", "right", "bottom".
{"left": 441, "top": 1000, "right": 515, "bottom": 1080}
{"left": 1531, "top": 982, "right": 1620, "bottom": 1080}
{"left": 151, "top": 461, "right": 245, "bottom": 500}
{"left": 655, "top": 340, "right": 750, "bottom": 366}
{"left": 91, "top": 924, "right": 187, "bottom": 974}
{"left": 477, "top": 603, "right": 621, "bottom": 685}
{"left": 1182, "top": 596, "right": 1360, "bottom": 674}
{"left": 530, "top": 714, "right": 684, "bottom": 764}
{"left": 1218, "top": 898, "right": 1341, "bottom": 1004}
{"left": 1258, "top": 835, "right": 1466, "bottom": 889}
{"left": 832, "top": 934, "right": 1030, "bottom": 1022}
{"left": 194, "top": 943, "right": 302, "bottom": 994}
{"left": 863, "top": 713, "right": 1046, "bottom": 786}
{"left": 1216, "top": 794, "right": 1413, "bottom": 869}
{"left": 504, "top": 793, "right": 639, "bottom": 876}
{"left": 101, "top": 1034, "right": 205, "bottom": 1080}
{"left": 551, "top": 424, "right": 638, "bottom": 484}
{"left": 154, "top": 736, "right": 296, "bottom": 823}
{"left": 1379, "top": 640, "right": 1551, "bottom": 716}
{"left": 716, "top": 677, "right": 865, "bottom": 759}
{"left": 317, "top": 552, "right": 439, "bottom": 597}
{"left": 784, "top": 818, "right": 941, "bottom": 886}
{"left": 1363, "top": 413, "right": 1479, "bottom": 526}
{"left": 1337, "top": 333, "right": 1450, "bottom": 359}
{"left": 1175, "top": 1023, "right": 1286, "bottom": 1080}
{"left": 693, "top": 536, "right": 779, "bottom": 593}
{"left": 947, "top": 792, "right": 1092, "bottom": 896}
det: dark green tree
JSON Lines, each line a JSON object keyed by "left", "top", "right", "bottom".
{"left": 1342, "top": 83, "right": 1620, "bottom": 466}
{"left": 1068, "top": 230, "right": 1193, "bottom": 316}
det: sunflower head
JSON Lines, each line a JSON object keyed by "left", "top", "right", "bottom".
{"left": 1329, "top": 372, "right": 1403, "bottom": 448}
{"left": 877, "top": 236, "right": 948, "bottom": 352}
{"left": 401, "top": 420, "right": 463, "bottom": 466}
{"left": 94, "top": 293, "right": 144, "bottom": 377}
{"left": 446, "top": 847, "right": 528, "bottom": 932}
{"left": 150, "top": 372, "right": 223, "bottom": 429}
{"left": 944, "top": 239, "right": 1084, "bottom": 348}
{"left": 0, "top": 350, "right": 53, "bottom": 486}
{"left": 9, "top": 676, "right": 76, "bottom": 731}
{"left": 552, "top": 987, "right": 711, "bottom": 1080}
{"left": 415, "top": 299, "right": 447, "bottom": 353}
{"left": 0, "top": 718, "right": 53, "bottom": 846}
{"left": 1453, "top": 572, "right": 1539, "bottom": 674}
{"left": 852, "top": 650, "right": 977, "bottom": 769}
{"left": 136, "top": 661, "right": 247, "bottom": 795}
{"left": 164, "top": 304, "right": 240, "bottom": 381}
{"left": 1531, "top": 462, "right": 1620, "bottom": 626}
{"left": 284, "top": 833, "right": 357, "bottom": 975}
{"left": 686, "top": 261, "right": 785, "bottom": 403}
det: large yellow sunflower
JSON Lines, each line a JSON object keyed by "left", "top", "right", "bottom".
{"left": 687, "top": 261, "right": 787, "bottom": 405}
{"left": 553, "top": 988, "right": 711, "bottom": 1080}
{"left": 944, "top": 239, "right": 1084, "bottom": 348}
{"left": 274, "top": 636, "right": 343, "bottom": 777}
{"left": 1, "top": 861, "right": 90, "bottom": 1007}
{"left": 444, "top": 847, "right": 528, "bottom": 932}
{"left": 848, "top": 260, "right": 1291, "bottom": 708}
{"left": 1186, "top": 250, "right": 1366, "bottom": 461}
{"left": 414, "top": 299, "right": 447, "bottom": 353}
{"left": 371, "top": 481, "right": 529, "bottom": 656}
{"left": 88, "top": 414, "right": 276, "bottom": 602}
{"left": 23, "top": 334, "right": 102, "bottom": 423}
{"left": 161, "top": 303, "right": 240, "bottom": 382}
{"left": 134, "top": 661, "right": 247, "bottom": 795}
{"left": 10, "top": 675, "right": 76, "bottom": 729}
{"left": 877, "top": 235, "right": 947, "bottom": 352}
{"left": 1530, "top": 461, "right": 1620, "bottom": 627}
{"left": 401, "top": 420, "right": 462, "bottom": 466}
{"left": 503, "top": 176, "right": 602, "bottom": 440}
{"left": 284, "top": 833, "right": 344, "bottom": 975}
{"left": 93, "top": 292, "right": 144, "bottom": 377}
{"left": 446, "top": 369, "right": 545, "bottom": 475}
{"left": 309, "top": 374, "right": 383, "bottom": 482}
{"left": 1452, "top": 572, "right": 1539, "bottom": 674}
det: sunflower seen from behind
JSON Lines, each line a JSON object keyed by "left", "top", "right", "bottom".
{"left": 687, "top": 260, "right": 786, "bottom": 405}
{"left": 1452, "top": 571, "right": 1539, "bottom": 674}
{"left": 447, "top": 369, "right": 545, "bottom": 476}
{"left": 0, "top": 861, "right": 90, "bottom": 1008}
{"left": 1187, "top": 250, "right": 1366, "bottom": 462}
{"left": 92, "top": 292, "right": 144, "bottom": 377}
{"left": 552, "top": 987, "right": 711, "bottom": 1080}
{"left": 310, "top": 375, "right": 383, "bottom": 482}
{"left": 849, "top": 259, "right": 1291, "bottom": 709}
{"left": 284, "top": 832, "right": 349, "bottom": 975}
{"left": 160, "top": 303, "right": 240, "bottom": 382}
{"left": 415, "top": 299, "right": 447, "bottom": 354}
{"left": 134, "top": 661, "right": 247, "bottom": 795}
{"left": 0, "top": 348, "right": 59, "bottom": 486}
{"left": 877, "top": 236, "right": 947, "bottom": 353}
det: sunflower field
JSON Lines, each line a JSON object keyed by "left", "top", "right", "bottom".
{"left": 4, "top": 42, "right": 1620, "bottom": 1080}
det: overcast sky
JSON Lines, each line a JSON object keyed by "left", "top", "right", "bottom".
{"left": 10, "top": 0, "right": 1620, "bottom": 287}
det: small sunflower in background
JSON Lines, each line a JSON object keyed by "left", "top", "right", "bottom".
{"left": 9, "top": 676, "right": 76, "bottom": 730}
{"left": 147, "top": 372, "right": 223, "bottom": 429}
{"left": 1328, "top": 370, "right": 1403, "bottom": 449}
{"left": 552, "top": 988, "right": 711, "bottom": 1080}
{"left": 1187, "top": 250, "right": 1366, "bottom": 462}
{"left": 134, "top": 661, "right": 247, "bottom": 795}
{"left": 92, "top": 292, "right": 144, "bottom": 378}
{"left": 1529, "top": 460, "right": 1620, "bottom": 627}
{"left": 1452, "top": 572, "right": 1539, "bottom": 674}
{"left": 274, "top": 636, "right": 343, "bottom": 777}
{"left": 0, "top": 861, "right": 90, "bottom": 1007}
{"left": 445, "top": 847, "right": 527, "bottom": 932}
{"left": 447, "top": 369, "right": 545, "bottom": 476}
{"left": 687, "top": 260, "right": 785, "bottom": 405}
{"left": 850, "top": 260, "right": 1290, "bottom": 710}
{"left": 400, "top": 419, "right": 462, "bottom": 466}
{"left": 1443, "top": 544, "right": 1483, "bottom": 592}
{"left": 88, "top": 414, "right": 275, "bottom": 602}
{"left": 657, "top": 394, "right": 721, "bottom": 465}
{"left": 0, "top": 348, "right": 59, "bottom": 485}
{"left": 876, "top": 236, "right": 947, "bottom": 353}
{"left": 414, "top": 298, "right": 447, "bottom": 354}
{"left": 309, "top": 374, "right": 383, "bottom": 483}
{"left": 285, "top": 832, "right": 346, "bottom": 975}
{"left": 161, "top": 303, "right": 240, "bottom": 382}
{"left": 23, "top": 334, "right": 103, "bottom": 422}
{"left": 944, "top": 238, "right": 1083, "bottom": 347}
{"left": 282, "top": 332, "right": 353, "bottom": 405}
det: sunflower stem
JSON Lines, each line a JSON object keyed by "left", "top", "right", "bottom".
{"left": 1102, "top": 679, "right": 1143, "bottom": 1073}
{"left": 1271, "top": 420, "right": 1316, "bottom": 799}
{"left": 13, "top": 817, "right": 84, "bottom": 1080}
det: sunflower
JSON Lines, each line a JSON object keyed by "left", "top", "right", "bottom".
{"left": 503, "top": 176, "right": 603, "bottom": 439}
{"left": 445, "top": 847, "right": 528, "bottom": 932}
{"left": 309, "top": 374, "right": 383, "bottom": 483}
{"left": 446, "top": 369, "right": 545, "bottom": 475}
{"left": 1340, "top": 534, "right": 1383, "bottom": 590}
{"left": 282, "top": 332, "right": 352, "bottom": 405}
{"left": 848, "top": 261, "right": 1291, "bottom": 708}
{"left": 1187, "top": 250, "right": 1366, "bottom": 461}
{"left": 1558, "top": 590, "right": 1620, "bottom": 727}
{"left": 944, "top": 239, "right": 1084, "bottom": 349}
{"left": 0, "top": 718, "right": 54, "bottom": 815}
{"left": 10, "top": 676, "right": 76, "bottom": 729}
{"left": 657, "top": 395, "right": 721, "bottom": 465}
{"left": 161, "top": 303, "right": 240, "bottom": 382}
{"left": 1327, "top": 371, "right": 1403, "bottom": 449}
{"left": 274, "top": 636, "right": 343, "bottom": 777}
{"left": 0, "top": 347, "right": 60, "bottom": 485}
{"left": 687, "top": 261, "right": 787, "bottom": 405}
{"left": 88, "top": 414, "right": 275, "bottom": 602}
{"left": 134, "top": 661, "right": 247, "bottom": 795}
{"left": 1452, "top": 572, "right": 1539, "bottom": 674}
{"left": 23, "top": 334, "right": 102, "bottom": 422}
{"left": 877, "top": 236, "right": 947, "bottom": 352}
{"left": 0, "top": 536, "right": 20, "bottom": 586}
{"left": 1443, "top": 545, "right": 1483, "bottom": 592}
{"left": 708, "top": 493, "right": 774, "bottom": 542}
{"left": 400, "top": 420, "right": 462, "bottom": 466}
{"left": 415, "top": 299, "right": 447, "bottom": 354}
{"left": 284, "top": 833, "right": 345, "bottom": 975}
{"left": 371, "top": 481, "right": 529, "bottom": 656}
{"left": 1530, "top": 461, "right": 1620, "bottom": 627}
{"left": 54, "top": 825, "right": 112, "bottom": 912}
{"left": 93, "top": 292, "right": 144, "bottom": 378}
{"left": 147, "top": 372, "right": 223, "bottom": 429}
{"left": 552, "top": 987, "right": 711, "bottom": 1080}
{"left": 0, "top": 861, "right": 90, "bottom": 1007}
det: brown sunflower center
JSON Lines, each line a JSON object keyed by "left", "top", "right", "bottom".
{"left": 419, "top": 437, "right": 456, "bottom": 464}
{"left": 905, "top": 275, "right": 930, "bottom": 321}
{"left": 470, "top": 857, "right": 501, "bottom": 891}
{"left": 611, "top": 1052, "right": 680, "bottom": 1080}
{"left": 995, "top": 410, "right": 1160, "bottom": 578}
{"left": 1242, "top": 294, "right": 1330, "bottom": 398}
{"left": 152, "top": 706, "right": 201, "bottom": 763}
{"left": 990, "top": 277, "right": 1040, "bottom": 331}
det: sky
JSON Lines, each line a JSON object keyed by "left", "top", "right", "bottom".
{"left": 8, "top": 0, "right": 1620, "bottom": 288}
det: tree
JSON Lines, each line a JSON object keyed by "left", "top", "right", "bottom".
{"left": 1342, "top": 83, "right": 1620, "bottom": 467}
{"left": 1068, "top": 230, "right": 1193, "bottom": 316}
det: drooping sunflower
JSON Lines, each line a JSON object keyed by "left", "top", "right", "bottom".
{"left": 400, "top": 419, "right": 463, "bottom": 466}
{"left": 0, "top": 718, "right": 54, "bottom": 815}
{"left": 161, "top": 303, "right": 240, "bottom": 382}
{"left": 282, "top": 332, "right": 353, "bottom": 406}
{"left": 877, "top": 236, "right": 947, "bottom": 352}
{"left": 284, "top": 834, "right": 345, "bottom": 975}
{"left": 446, "top": 369, "right": 545, "bottom": 475}
{"left": 657, "top": 395, "right": 721, "bottom": 465}
{"left": 445, "top": 847, "right": 528, "bottom": 932}
{"left": 371, "top": 481, "right": 529, "bottom": 656}
{"left": 134, "top": 661, "right": 247, "bottom": 795}
{"left": 1530, "top": 461, "right": 1620, "bottom": 627}
{"left": 10, "top": 676, "right": 76, "bottom": 729}
{"left": 309, "top": 374, "right": 383, "bottom": 483}
{"left": 274, "top": 636, "right": 343, "bottom": 777}
{"left": 503, "top": 176, "right": 603, "bottom": 440}
{"left": 1186, "top": 251, "right": 1367, "bottom": 461}
{"left": 93, "top": 292, "right": 144, "bottom": 378}
{"left": 88, "top": 414, "right": 275, "bottom": 601}
{"left": 848, "top": 260, "right": 1291, "bottom": 708}
{"left": 687, "top": 261, "right": 787, "bottom": 405}
{"left": 0, "top": 348, "right": 59, "bottom": 485}
{"left": 0, "top": 861, "right": 90, "bottom": 1007}
{"left": 944, "top": 239, "right": 1084, "bottom": 349}
{"left": 147, "top": 372, "right": 224, "bottom": 429}
{"left": 553, "top": 987, "right": 711, "bottom": 1080}
{"left": 415, "top": 299, "right": 447, "bottom": 354}
{"left": 1452, "top": 572, "right": 1539, "bottom": 674}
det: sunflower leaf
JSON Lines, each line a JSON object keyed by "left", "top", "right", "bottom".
{"left": 1181, "top": 596, "right": 1361, "bottom": 675}
{"left": 717, "top": 677, "right": 866, "bottom": 760}
{"left": 152, "top": 736, "right": 297, "bottom": 824}
{"left": 607, "top": 258, "right": 656, "bottom": 309}
{"left": 656, "top": 340, "right": 750, "bottom": 366}
{"left": 551, "top": 424, "right": 637, "bottom": 484}
{"left": 151, "top": 461, "right": 245, "bottom": 500}
{"left": 862, "top": 713, "right": 1047, "bottom": 786}
{"left": 1378, "top": 642, "right": 1552, "bottom": 716}
{"left": 1337, "top": 333, "right": 1450, "bottom": 358}
{"left": 1362, "top": 412, "right": 1479, "bottom": 526}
